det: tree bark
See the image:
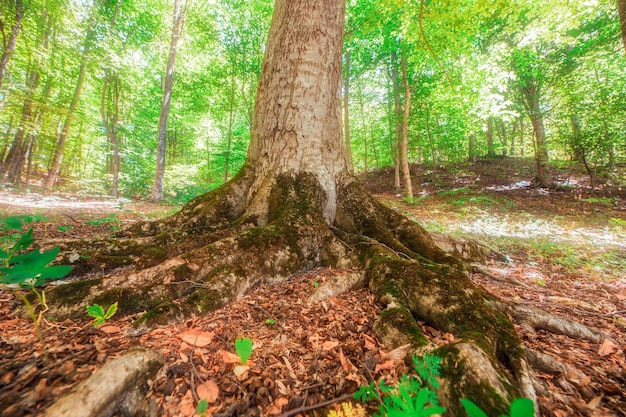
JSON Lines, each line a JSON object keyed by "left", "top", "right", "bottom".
{"left": 343, "top": 45, "right": 353, "bottom": 172}
{"left": 151, "top": 0, "right": 186, "bottom": 201}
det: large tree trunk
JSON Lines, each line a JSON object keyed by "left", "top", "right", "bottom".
{"left": 151, "top": 0, "right": 186, "bottom": 201}
{"left": 46, "top": 1, "right": 544, "bottom": 415}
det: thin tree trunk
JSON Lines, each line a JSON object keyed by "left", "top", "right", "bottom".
{"left": 390, "top": 51, "right": 402, "bottom": 191}
{"left": 498, "top": 119, "right": 508, "bottom": 156}
{"left": 468, "top": 130, "right": 477, "bottom": 162}
{"left": 0, "top": 70, "right": 39, "bottom": 184}
{"left": 528, "top": 95, "right": 551, "bottom": 187}
{"left": 618, "top": 0, "right": 626, "bottom": 54}
{"left": 425, "top": 102, "right": 437, "bottom": 163}
{"left": 101, "top": 74, "right": 121, "bottom": 198}
{"left": 486, "top": 116, "right": 495, "bottom": 157}
{"left": 400, "top": 54, "right": 413, "bottom": 200}
{"left": 223, "top": 76, "right": 236, "bottom": 184}
{"left": 519, "top": 116, "right": 524, "bottom": 158}
{"left": 44, "top": 2, "right": 97, "bottom": 189}
{"left": 0, "top": 115, "right": 14, "bottom": 164}
{"left": 152, "top": 0, "right": 186, "bottom": 201}
{"left": 0, "top": 0, "right": 24, "bottom": 94}
{"left": 343, "top": 46, "right": 353, "bottom": 172}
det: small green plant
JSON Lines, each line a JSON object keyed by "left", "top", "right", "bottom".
{"left": 265, "top": 319, "right": 276, "bottom": 325}
{"left": 0, "top": 215, "right": 73, "bottom": 357}
{"left": 87, "top": 302, "right": 118, "bottom": 326}
{"left": 196, "top": 399, "right": 208, "bottom": 417}
{"left": 86, "top": 213, "right": 120, "bottom": 230}
{"left": 234, "top": 337, "right": 253, "bottom": 364}
{"left": 57, "top": 225, "right": 73, "bottom": 232}
{"left": 354, "top": 354, "right": 445, "bottom": 417}
{"left": 312, "top": 281, "right": 319, "bottom": 288}
{"left": 461, "top": 397, "right": 534, "bottom": 417}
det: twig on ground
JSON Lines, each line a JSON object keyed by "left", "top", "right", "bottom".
{"left": 277, "top": 393, "right": 355, "bottom": 417}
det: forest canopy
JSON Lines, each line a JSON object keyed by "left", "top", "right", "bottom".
{"left": 0, "top": 0, "right": 624, "bottom": 198}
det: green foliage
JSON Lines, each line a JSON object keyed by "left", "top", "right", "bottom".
{"left": 461, "top": 398, "right": 534, "bottom": 417}
{"left": 354, "top": 354, "right": 445, "bottom": 417}
{"left": 0, "top": 216, "right": 73, "bottom": 289}
{"left": 234, "top": 337, "right": 253, "bottom": 365}
{"left": 197, "top": 399, "right": 209, "bottom": 416}
{"left": 86, "top": 213, "right": 119, "bottom": 227}
{"left": 264, "top": 319, "right": 276, "bottom": 325}
{"left": 87, "top": 302, "right": 118, "bottom": 326}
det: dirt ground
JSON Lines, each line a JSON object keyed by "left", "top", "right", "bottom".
{"left": 0, "top": 158, "right": 625, "bottom": 417}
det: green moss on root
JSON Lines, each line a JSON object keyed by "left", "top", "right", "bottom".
{"left": 375, "top": 305, "right": 429, "bottom": 348}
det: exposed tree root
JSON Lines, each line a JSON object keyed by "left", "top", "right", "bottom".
{"left": 41, "top": 173, "right": 617, "bottom": 415}
{"left": 487, "top": 299, "right": 616, "bottom": 344}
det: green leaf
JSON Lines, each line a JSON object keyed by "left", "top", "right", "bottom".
{"left": 104, "top": 302, "right": 118, "bottom": 320}
{"left": 57, "top": 225, "right": 73, "bottom": 232}
{"left": 197, "top": 399, "right": 208, "bottom": 414}
{"left": 234, "top": 337, "right": 253, "bottom": 364}
{"left": 11, "top": 228, "right": 35, "bottom": 253}
{"left": 461, "top": 399, "right": 489, "bottom": 417}
{"left": 87, "top": 304, "right": 105, "bottom": 319}
{"left": 510, "top": 398, "right": 535, "bottom": 417}
{"left": 4, "top": 216, "right": 25, "bottom": 230}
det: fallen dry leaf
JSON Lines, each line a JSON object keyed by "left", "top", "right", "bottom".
{"left": 587, "top": 395, "right": 603, "bottom": 409}
{"left": 196, "top": 379, "right": 219, "bottom": 403}
{"left": 233, "top": 365, "right": 249, "bottom": 379}
{"left": 321, "top": 339, "right": 339, "bottom": 350}
{"left": 339, "top": 347, "right": 356, "bottom": 373}
{"left": 98, "top": 325, "right": 121, "bottom": 334}
{"left": 219, "top": 350, "right": 242, "bottom": 364}
{"left": 363, "top": 334, "right": 377, "bottom": 350}
{"left": 178, "top": 329, "right": 214, "bottom": 347}
{"left": 374, "top": 360, "right": 395, "bottom": 372}
{"left": 381, "top": 343, "right": 411, "bottom": 362}
{"left": 598, "top": 339, "right": 619, "bottom": 357}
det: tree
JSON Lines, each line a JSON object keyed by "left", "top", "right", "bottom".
{"left": 50, "top": 1, "right": 618, "bottom": 414}
{"left": 617, "top": 0, "right": 626, "bottom": 53}
{"left": 151, "top": 0, "right": 187, "bottom": 202}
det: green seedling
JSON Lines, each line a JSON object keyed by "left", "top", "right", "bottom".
{"left": 265, "top": 319, "right": 276, "bottom": 325}
{"left": 87, "top": 302, "right": 118, "bottom": 326}
{"left": 312, "top": 281, "right": 319, "bottom": 288}
{"left": 461, "top": 397, "right": 534, "bottom": 417}
{"left": 234, "top": 337, "right": 253, "bottom": 364}
{"left": 0, "top": 215, "right": 73, "bottom": 358}
{"left": 196, "top": 399, "right": 208, "bottom": 417}
{"left": 354, "top": 354, "right": 445, "bottom": 417}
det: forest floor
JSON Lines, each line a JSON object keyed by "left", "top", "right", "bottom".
{"left": 0, "top": 158, "right": 625, "bottom": 417}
